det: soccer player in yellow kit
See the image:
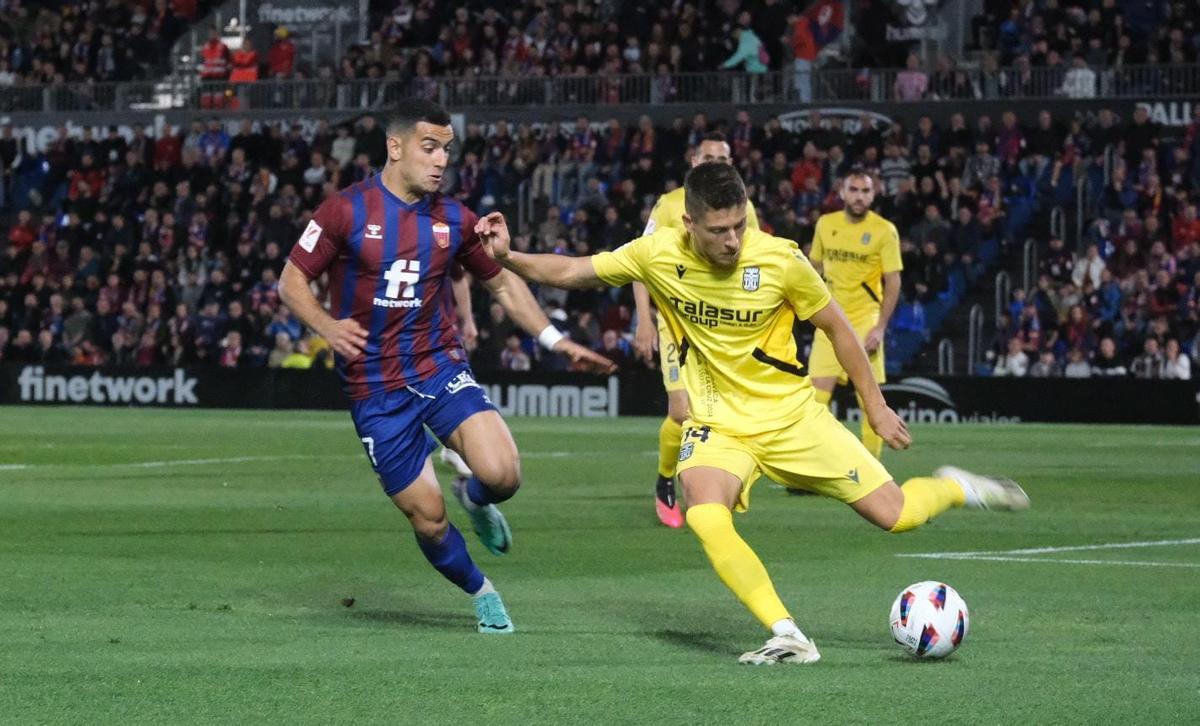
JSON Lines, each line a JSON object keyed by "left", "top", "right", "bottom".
{"left": 475, "top": 163, "right": 1029, "bottom": 665}
{"left": 808, "top": 170, "right": 901, "bottom": 458}
{"left": 635, "top": 132, "right": 761, "bottom": 528}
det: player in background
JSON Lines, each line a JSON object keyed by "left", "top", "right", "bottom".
{"left": 634, "top": 132, "right": 761, "bottom": 528}
{"left": 279, "top": 100, "right": 614, "bottom": 634}
{"left": 477, "top": 163, "right": 1028, "bottom": 664}
{"left": 808, "top": 171, "right": 900, "bottom": 458}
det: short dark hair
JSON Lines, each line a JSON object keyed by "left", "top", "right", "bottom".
{"left": 700, "top": 131, "right": 728, "bottom": 144}
{"left": 386, "top": 99, "right": 453, "bottom": 136}
{"left": 684, "top": 162, "right": 747, "bottom": 219}
{"left": 842, "top": 166, "right": 874, "bottom": 184}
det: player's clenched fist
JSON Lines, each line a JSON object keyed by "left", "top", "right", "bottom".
{"left": 475, "top": 212, "right": 512, "bottom": 259}
{"left": 320, "top": 318, "right": 369, "bottom": 359}
{"left": 866, "top": 402, "right": 911, "bottom": 450}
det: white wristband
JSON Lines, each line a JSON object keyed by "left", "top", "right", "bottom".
{"left": 537, "top": 324, "right": 566, "bottom": 351}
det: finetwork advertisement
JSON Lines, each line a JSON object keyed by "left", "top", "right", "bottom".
{"left": 1, "top": 365, "right": 1196, "bottom": 423}
{"left": 17, "top": 366, "right": 199, "bottom": 405}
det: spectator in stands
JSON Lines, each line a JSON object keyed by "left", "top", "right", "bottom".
{"left": 1073, "top": 243, "right": 1106, "bottom": 289}
{"left": 1063, "top": 347, "right": 1092, "bottom": 378}
{"left": 267, "top": 27, "right": 296, "bottom": 79}
{"left": 1163, "top": 338, "right": 1192, "bottom": 380}
{"left": 894, "top": 53, "right": 929, "bottom": 101}
{"left": 1060, "top": 55, "right": 1096, "bottom": 98}
{"left": 1131, "top": 337, "right": 1165, "bottom": 379}
{"left": 1092, "top": 336, "right": 1128, "bottom": 376}
{"left": 790, "top": 14, "right": 817, "bottom": 103}
{"left": 499, "top": 333, "right": 532, "bottom": 371}
{"left": 993, "top": 336, "right": 1030, "bottom": 376}
{"left": 1028, "top": 350, "right": 1061, "bottom": 377}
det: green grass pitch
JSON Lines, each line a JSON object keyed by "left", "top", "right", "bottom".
{"left": 1, "top": 407, "right": 1198, "bottom": 724}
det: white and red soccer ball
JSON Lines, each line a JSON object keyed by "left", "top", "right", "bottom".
{"left": 889, "top": 581, "right": 969, "bottom": 658}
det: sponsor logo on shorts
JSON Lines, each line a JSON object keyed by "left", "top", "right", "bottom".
{"left": 678, "top": 442, "right": 694, "bottom": 461}
{"left": 446, "top": 370, "right": 480, "bottom": 395}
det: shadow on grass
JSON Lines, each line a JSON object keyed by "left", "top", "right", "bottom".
{"left": 347, "top": 609, "right": 473, "bottom": 629}
{"left": 649, "top": 628, "right": 741, "bottom": 654}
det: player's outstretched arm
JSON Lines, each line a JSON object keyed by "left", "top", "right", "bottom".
{"left": 475, "top": 212, "right": 605, "bottom": 289}
{"left": 480, "top": 269, "right": 616, "bottom": 375}
{"left": 279, "top": 261, "right": 367, "bottom": 359}
{"left": 631, "top": 281, "right": 658, "bottom": 365}
{"left": 451, "top": 272, "right": 478, "bottom": 352}
{"left": 864, "top": 271, "right": 901, "bottom": 354}
{"left": 809, "top": 301, "right": 911, "bottom": 450}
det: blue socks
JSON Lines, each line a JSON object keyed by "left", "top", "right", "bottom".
{"left": 416, "top": 523, "right": 485, "bottom": 594}
{"left": 466, "top": 475, "right": 515, "bottom": 506}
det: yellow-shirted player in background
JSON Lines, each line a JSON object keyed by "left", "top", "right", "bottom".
{"left": 635, "top": 132, "right": 761, "bottom": 528}
{"left": 808, "top": 170, "right": 902, "bottom": 459}
{"left": 477, "top": 163, "right": 1029, "bottom": 665}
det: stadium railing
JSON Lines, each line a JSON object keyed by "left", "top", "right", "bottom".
{"left": 3, "top": 64, "right": 1200, "bottom": 115}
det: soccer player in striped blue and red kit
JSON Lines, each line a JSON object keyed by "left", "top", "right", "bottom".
{"left": 280, "top": 100, "right": 615, "bottom": 633}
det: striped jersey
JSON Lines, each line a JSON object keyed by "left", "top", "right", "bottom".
{"left": 288, "top": 175, "right": 501, "bottom": 399}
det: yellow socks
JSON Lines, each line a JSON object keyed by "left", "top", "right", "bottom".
{"left": 855, "top": 393, "right": 884, "bottom": 459}
{"left": 888, "top": 477, "right": 967, "bottom": 533}
{"left": 657, "top": 416, "right": 683, "bottom": 479}
{"left": 685, "top": 503, "right": 790, "bottom": 629}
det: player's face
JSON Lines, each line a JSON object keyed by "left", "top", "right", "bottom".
{"left": 841, "top": 175, "right": 875, "bottom": 218}
{"left": 693, "top": 140, "right": 732, "bottom": 167}
{"left": 390, "top": 122, "right": 455, "bottom": 194}
{"left": 684, "top": 204, "right": 748, "bottom": 269}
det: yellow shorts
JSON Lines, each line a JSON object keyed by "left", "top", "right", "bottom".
{"left": 675, "top": 403, "right": 892, "bottom": 512}
{"left": 657, "top": 315, "right": 686, "bottom": 393}
{"left": 807, "top": 317, "right": 886, "bottom": 386}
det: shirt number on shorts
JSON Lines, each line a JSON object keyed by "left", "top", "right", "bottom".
{"left": 360, "top": 436, "right": 377, "bottom": 466}
{"left": 684, "top": 425, "right": 711, "bottom": 443}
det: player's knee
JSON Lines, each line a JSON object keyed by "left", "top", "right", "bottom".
{"left": 474, "top": 454, "right": 522, "bottom": 500}
{"left": 406, "top": 509, "right": 449, "bottom": 542}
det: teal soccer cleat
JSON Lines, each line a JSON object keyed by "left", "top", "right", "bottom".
{"left": 473, "top": 592, "right": 515, "bottom": 634}
{"left": 453, "top": 477, "right": 513, "bottom": 556}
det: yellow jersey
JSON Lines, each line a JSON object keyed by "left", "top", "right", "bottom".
{"left": 643, "top": 186, "right": 760, "bottom": 235}
{"left": 593, "top": 227, "right": 831, "bottom": 437}
{"left": 809, "top": 210, "right": 902, "bottom": 325}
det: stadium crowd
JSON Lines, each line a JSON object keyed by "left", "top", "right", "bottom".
{"left": 0, "top": 104, "right": 1196, "bottom": 378}
{"left": 0, "top": 0, "right": 205, "bottom": 85}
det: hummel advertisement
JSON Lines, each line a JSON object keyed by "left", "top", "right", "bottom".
{"left": 0, "top": 365, "right": 1196, "bottom": 423}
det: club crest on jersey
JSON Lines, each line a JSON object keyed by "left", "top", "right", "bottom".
{"left": 861, "top": 232, "right": 872, "bottom": 245}
{"left": 741, "top": 266, "right": 760, "bottom": 292}
{"left": 366, "top": 224, "right": 383, "bottom": 239}
{"left": 432, "top": 222, "right": 451, "bottom": 249}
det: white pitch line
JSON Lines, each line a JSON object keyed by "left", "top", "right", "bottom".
{"left": 898, "top": 538, "right": 1200, "bottom": 559}
{"left": 2, "top": 450, "right": 658, "bottom": 471}
{"left": 899, "top": 554, "right": 1200, "bottom": 569}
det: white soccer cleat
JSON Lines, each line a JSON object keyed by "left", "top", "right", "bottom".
{"left": 439, "top": 446, "right": 474, "bottom": 478}
{"left": 935, "top": 466, "right": 1030, "bottom": 511}
{"left": 737, "top": 634, "right": 821, "bottom": 666}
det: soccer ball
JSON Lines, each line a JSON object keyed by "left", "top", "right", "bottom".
{"left": 889, "top": 581, "right": 969, "bottom": 658}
